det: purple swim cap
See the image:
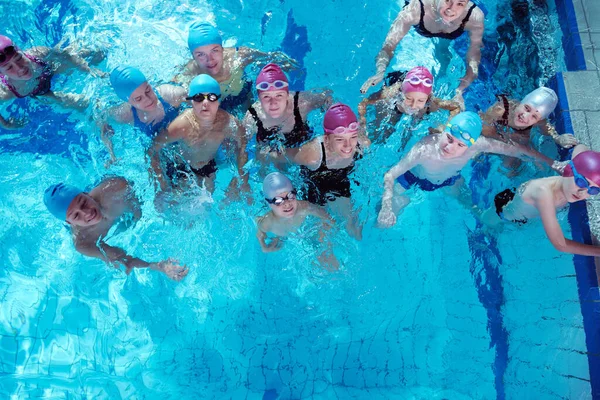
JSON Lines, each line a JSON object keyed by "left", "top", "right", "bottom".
{"left": 563, "top": 151, "right": 600, "bottom": 186}
{"left": 0, "top": 35, "right": 16, "bottom": 65}
{"left": 323, "top": 103, "right": 357, "bottom": 134}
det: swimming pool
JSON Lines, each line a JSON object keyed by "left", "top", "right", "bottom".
{"left": 0, "top": 0, "right": 595, "bottom": 398}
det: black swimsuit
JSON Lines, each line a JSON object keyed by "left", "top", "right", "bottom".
{"left": 494, "top": 188, "right": 528, "bottom": 225}
{"left": 248, "top": 91, "right": 312, "bottom": 150}
{"left": 301, "top": 142, "right": 361, "bottom": 206}
{"left": 412, "top": 0, "right": 477, "bottom": 40}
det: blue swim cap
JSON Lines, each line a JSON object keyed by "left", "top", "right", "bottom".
{"left": 110, "top": 66, "right": 147, "bottom": 102}
{"left": 188, "top": 22, "right": 223, "bottom": 54}
{"left": 189, "top": 74, "right": 221, "bottom": 97}
{"left": 44, "top": 183, "right": 82, "bottom": 221}
{"left": 445, "top": 111, "right": 482, "bottom": 147}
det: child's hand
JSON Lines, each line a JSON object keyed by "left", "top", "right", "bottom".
{"left": 377, "top": 206, "right": 397, "bottom": 228}
{"left": 554, "top": 134, "right": 578, "bottom": 149}
{"left": 156, "top": 259, "right": 189, "bottom": 281}
{"left": 551, "top": 160, "right": 569, "bottom": 174}
{"left": 263, "top": 238, "right": 283, "bottom": 253}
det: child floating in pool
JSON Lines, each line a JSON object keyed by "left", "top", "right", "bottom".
{"left": 483, "top": 145, "right": 600, "bottom": 256}
{"left": 274, "top": 103, "right": 370, "bottom": 240}
{"left": 99, "top": 66, "right": 187, "bottom": 166}
{"left": 43, "top": 177, "right": 189, "bottom": 280}
{"left": 243, "top": 63, "right": 332, "bottom": 167}
{"left": 377, "top": 111, "right": 564, "bottom": 228}
{"left": 0, "top": 35, "right": 105, "bottom": 128}
{"left": 360, "top": 0, "right": 485, "bottom": 101}
{"left": 149, "top": 74, "right": 248, "bottom": 196}
{"left": 256, "top": 172, "right": 339, "bottom": 270}
{"left": 357, "top": 66, "right": 460, "bottom": 144}
{"left": 481, "top": 87, "right": 578, "bottom": 172}
{"left": 174, "top": 22, "right": 298, "bottom": 116}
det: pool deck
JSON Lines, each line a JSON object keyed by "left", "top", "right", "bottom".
{"left": 554, "top": 0, "right": 600, "bottom": 398}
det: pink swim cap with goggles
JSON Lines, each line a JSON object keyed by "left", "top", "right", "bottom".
{"left": 0, "top": 35, "right": 16, "bottom": 65}
{"left": 256, "top": 63, "right": 289, "bottom": 93}
{"left": 563, "top": 150, "right": 600, "bottom": 186}
{"left": 401, "top": 66, "right": 434, "bottom": 96}
{"left": 324, "top": 103, "right": 359, "bottom": 135}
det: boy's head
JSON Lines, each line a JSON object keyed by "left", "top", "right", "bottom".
{"left": 188, "top": 22, "right": 224, "bottom": 75}
{"left": 438, "top": 111, "right": 482, "bottom": 159}
{"left": 188, "top": 74, "right": 221, "bottom": 121}
{"left": 263, "top": 172, "right": 298, "bottom": 218}
{"left": 44, "top": 183, "right": 103, "bottom": 227}
{"left": 562, "top": 151, "right": 600, "bottom": 202}
{"left": 514, "top": 87, "right": 558, "bottom": 128}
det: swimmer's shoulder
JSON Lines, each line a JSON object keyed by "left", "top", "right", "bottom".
{"left": 95, "top": 177, "right": 132, "bottom": 198}
{"left": 525, "top": 177, "right": 558, "bottom": 204}
{"left": 28, "top": 46, "right": 51, "bottom": 59}
{"left": 156, "top": 84, "right": 186, "bottom": 107}
{"left": 297, "top": 137, "right": 324, "bottom": 168}
{"left": 466, "top": 5, "right": 485, "bottom": 27}
{"left": 256, "top": 212, "right": 275, "bottom": 232}
{"left": 108, "top": 103, "right": 134, "bottom": 124}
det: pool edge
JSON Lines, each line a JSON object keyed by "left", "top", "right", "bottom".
{"left": 552, "top": 0, "right": 600, "bottom": 395}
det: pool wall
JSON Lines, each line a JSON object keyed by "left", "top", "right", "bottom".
{"left": 553, "top": 0, "right": 600, "bottom": 397}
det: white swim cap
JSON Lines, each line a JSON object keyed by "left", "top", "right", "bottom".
{"left": 262, "top": 172, "right": 293, "bottom": 199}
{"left": 521, "top": 87, "right": 558, "bottom": 120}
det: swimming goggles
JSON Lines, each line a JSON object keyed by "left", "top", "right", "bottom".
{"left": 256, "top": 80, "right": 289, "bottom": 91}
{"left": 404, "top": 76, "right": 433, "bottom": 87}
{"left": 569, "top": 161, "right": 600, "bottom": 195}
{"left": 265, "top": 189, "right": 297, "bottom": 206}
{"left": 186, "top": 93, "right": 221, "bottom": 102}
{"left": 0, "top": 46, "right": 17, "bottom": 64}
{"left": 325, "top": 122, "right": 360, "bottom": 135}
{"left": 446, "top": 123, "right": 475, "bottom": 145}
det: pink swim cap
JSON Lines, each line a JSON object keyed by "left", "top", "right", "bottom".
{"left": 0, "top": 35, "right": 16, "bottom": 65}
{"left": 563, "top": 150, "right": 600, "bottom": 186}
{"left": 401, "top": 66, "right": 434, "bottom": 96}
{"left": 256, "top": 63, "right": 289, "bottom": 93}
{"left": 323, "top": 103, "right": 358, "bottom": 134}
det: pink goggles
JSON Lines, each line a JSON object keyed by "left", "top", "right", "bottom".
{"left": 325, "top": 121, "right": 359, "bottom": 135}
{"left": 404, "top": 76, "right": 433, "bottom": 87}
{"left": 256, "top": 80, "right": 289, "bottom": 91}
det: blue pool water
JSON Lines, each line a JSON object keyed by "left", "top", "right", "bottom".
{"left": 0, "top": 0, "right": 594, "bottom": 398}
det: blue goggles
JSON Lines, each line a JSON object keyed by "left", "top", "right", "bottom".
{"left": 570, "top": 161, "right": 600, "bottom": 196}
{"left": 446, "top": 123, "right": 475, "bottom": 146}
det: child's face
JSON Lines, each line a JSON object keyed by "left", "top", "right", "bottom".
{"left": 561, "top": 176, "right": 600, "bottom": 203}
{"left": 438, "top": 0, "right": 469, "bottom": 23}
{"left": 66, "top": 193, "right": 103, "bottom": 227}
{"left": 192, "top": 94, "right": 220, "bottom": 122}
{"left": 325, "top": 132, "right": 359, "bottom": 159}
{"left": 513, "top": 103, "right": 542, "bottom": 127}
{"left": 259, "top": 90, "right": 289, "bottom": 119}
{"left": 438, "top": 132, "right": 469, "bottom": 159}
{"left": 401, "top": 91, "right": 429, "bottom": 114}
{"left": 129, "top": 82, "right": 158, "bottom": 112}
{"left": 269, "top": 190, "right": 298, "bottom": 218}
{"left": 192, "top": 44, "right": 224, "bottom": 75}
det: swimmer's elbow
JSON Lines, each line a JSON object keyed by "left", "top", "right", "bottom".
{"left": 549, "top": 237, "right": 568, "bottom": 253}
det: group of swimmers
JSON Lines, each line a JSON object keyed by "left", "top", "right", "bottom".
{"left": 3, "top": 0, "right": 600, "bottom": 281}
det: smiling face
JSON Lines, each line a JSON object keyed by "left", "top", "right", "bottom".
{"left": 561, "top": 176, "right": 599, "bottom": 203}
{"left": 437, "top": 0, "right": 469, "bottom": 23}
{"left": 128, "top": 82, "right": 158, "bottom": 112}
{"left": 402, "top": 91, "right": 429, "bottom": 114}
{"left": 0, "top": 50, "right": 33, "bottom": 80}
{"left": 258, "top": 90, "right": 289, "bottom": 119}
{"left": 325, "top": 131, "right": 359, "bottom": 159}
{"left": 193, "top": 44, "right": 224, "bottom": 75}
{"left": 438, "top": 132, "right": 469, "bottom": 158}
{"left": 269, "top": 190, "right": 298, "bottom": 218}
{"left": 513, "top": 103, "right": 542, "bottom": 127}
{"left": 65, "top": 193, "right": 103, "bottom": 227}
{"left": 191, "top": 93, "right": 220, "bottom": 121}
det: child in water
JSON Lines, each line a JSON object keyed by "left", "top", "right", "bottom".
{"left": 378, "top": 111, "right": 564, "bottom": 228}
{"left": 484, "top": 145, "right": 600, "bottom": 257}
{"left": 256, "top": 172, "right": 339, "bottom": 270}
{"left": 358, "top": 66, "right": 460, "bottom": 144}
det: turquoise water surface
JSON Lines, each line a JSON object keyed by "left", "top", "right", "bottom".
{"left": 0, "top": 0, "right": 593, "bottom": 398}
